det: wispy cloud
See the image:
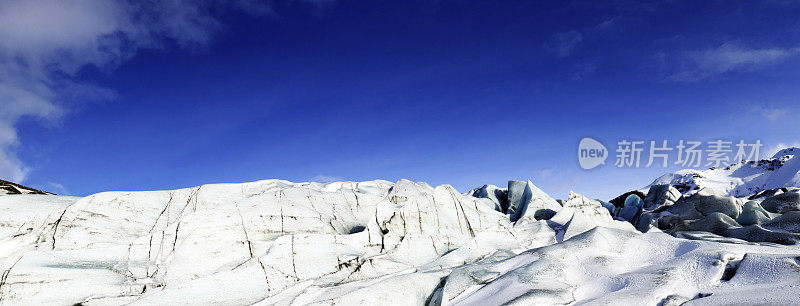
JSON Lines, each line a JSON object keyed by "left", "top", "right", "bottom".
{"left": 545, "top": 17, "right": 617, "bottom": 60}
{"left": 571, "top": 63, "right": 597, "bottom": 81}
{"left": 545, "top": 30, "right": 583, "bottom": 58}
{"left": 534, "top": 169, "right": 554, "bottom": 179}
{"left": 595, "top": 18, "right": 615, "bottom": 30}
{"left": 0, "top": 0, "right": 278, "bottom": 182}
{"left": 297, "top": 0, "right": 337, "bottom": 8}
{"left": 668, "top": 42, "right": 800, "bottom": 81}
{"left": 756, "top": 106, "right": 788, "bottom": 122}
{"left": 310, "top": 174, "right": 345, "bottom": 183}
{"left": 46, "top": 181, "right": 69, "bottom": 195}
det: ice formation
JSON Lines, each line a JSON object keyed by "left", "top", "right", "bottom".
{"left": 2, "top": 150, "right": 800, "bottom": 305}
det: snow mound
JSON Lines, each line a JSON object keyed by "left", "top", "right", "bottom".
{"left": 443, "top": 227, "right": 800, "bottom": 305}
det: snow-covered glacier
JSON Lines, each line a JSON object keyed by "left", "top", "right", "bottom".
{"left": 1, "top": 175, "right": 800, "bottom": 305}
{"left": 647, "top": 147, "right": 800, "bottom": 197}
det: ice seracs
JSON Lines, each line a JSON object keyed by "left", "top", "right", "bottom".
{"left": 758, "top": 188, "right": 800, "bottom": 213}
{"left": 643, "top": 184, "right": 681, "bottom": 209}
{"left": 468, "top": 180, "right": 561, "bottom": 222}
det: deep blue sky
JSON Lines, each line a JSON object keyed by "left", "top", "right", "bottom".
{"left": 7, "top": 0, "right": 800, "bottom": 199}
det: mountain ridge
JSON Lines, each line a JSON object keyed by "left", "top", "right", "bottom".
{"left": 645, "top": 147, "right": 800, "bottom": 197}
{"left": 0, "top": 179, "right": 54, "bottom": 196}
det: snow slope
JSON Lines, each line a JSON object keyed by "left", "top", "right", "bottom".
{"left": 0, "top": 179, "right": 799, "bottom": 305}
{"left": 646, "top": 148, "right": 800, "bottom": 197}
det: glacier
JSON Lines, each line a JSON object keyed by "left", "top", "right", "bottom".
{"left": 1, "top": 175, "right": 800, "bottom": 305}
{"left": 647, "top": 148, "right": 800, "bottom": 197}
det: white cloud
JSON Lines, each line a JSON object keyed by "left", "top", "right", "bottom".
{"left": 46, "top": 182, "right": 69, "bottom": 195}
{"left": 545, "top": 30, "right": 583, "bottom": 58}
{"left": 571, "top": 63, "right": 596, "bottom": 81}
{"left": 669, "top": 42, "right": 800, "bottom": 81}
{"left": 595, "top": 18, "right": 615, "bottom": 30}
{"left": 311, "top": 174, "right": 345, "bottom": 183}
{"left": 0, "top": 0, "right": 278, "bottom": 182}
{"left": 535, "top": 169, "right": 554, "bottom": 178}
{"left": 757, "top": 107, "right": 788, "bottom": 122}
{"left": 297, "top": 0, "right": 337, "bottom": 7}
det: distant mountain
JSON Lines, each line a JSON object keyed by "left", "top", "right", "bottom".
{"left": 0, "top": 179, "right": 54, "bottom": 195}
{"left": 645, "top": 147, "right": 800, "bottom": 197}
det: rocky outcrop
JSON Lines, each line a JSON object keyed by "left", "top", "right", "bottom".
{"left": 0, "top": 180, "right": 53, "bottom": 195}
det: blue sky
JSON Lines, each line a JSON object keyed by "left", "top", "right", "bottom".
{"left": 2, "top": 0, "right": 800, "bottom": 199}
